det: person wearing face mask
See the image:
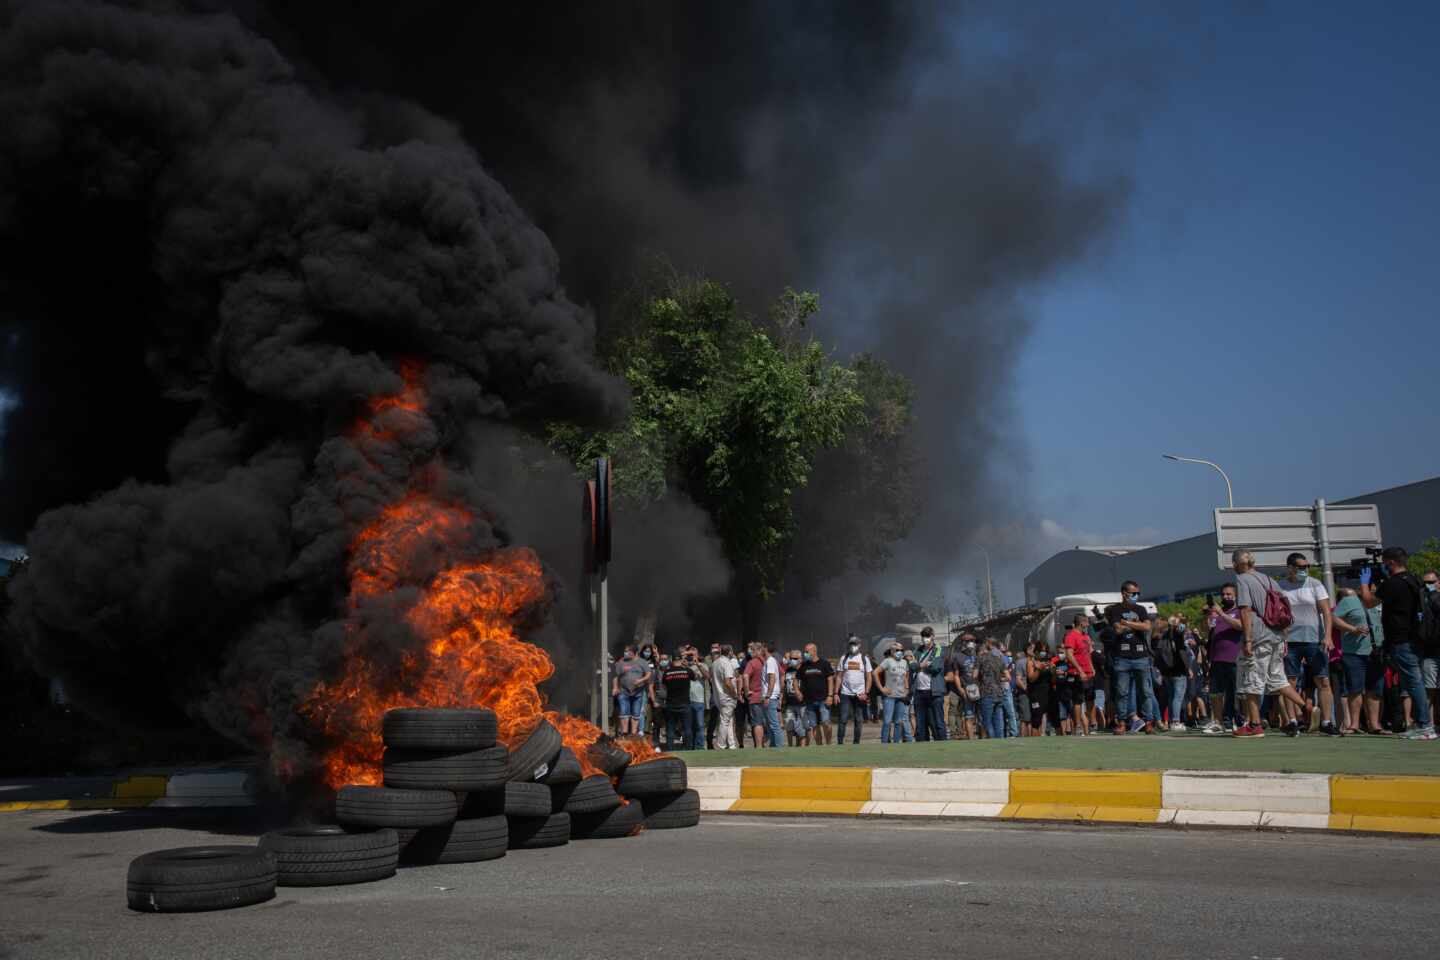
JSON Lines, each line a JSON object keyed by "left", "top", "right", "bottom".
{"left": 1204, "top": 585, "right": 1244, "bottom": 732}
{"left": 1420, "top": 570, "right": 1440, "bottom": 726}
{"left": 1278, "top": 552, "right": 1336, "bottom": 736}
{"left": 911, "top": 627, "right": 948, "bottom": 742}
{"left": 873, "top": 643, "right": 914, "bottom": 743}
{"left": 796, "top": 642, "right": 836, "bottom": 745}
{"left": 1104, "top": 580, "right": 1157, "bottom": 734}
{"left": 709, "top": 644, "right": 740, "bottom": 749}
{"left": 835, "top": 634, "right": 874, "bottom": 745}
{"left": 657, "top": 651, "right": 692, "bottom": 751}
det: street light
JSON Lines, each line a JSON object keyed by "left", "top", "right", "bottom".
{"left": 1161, "top": 454, "right": 1234, "bottom": 508}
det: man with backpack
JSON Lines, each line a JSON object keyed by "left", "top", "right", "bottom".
{"left": 1232, "top": 550, "right": 1314, "bottom": 737}
{"left": 1360, "top": 546, "right": 1437, "bottom": 740}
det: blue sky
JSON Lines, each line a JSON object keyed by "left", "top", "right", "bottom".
{"left": 1011, "top": 1, "right": 1439, "bottom": 571}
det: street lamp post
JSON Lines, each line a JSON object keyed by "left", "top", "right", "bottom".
{"left": 1161, "top": 454, "right": 1234, "bottom": 509}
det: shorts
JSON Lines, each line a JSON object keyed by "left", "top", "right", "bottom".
{"left": 616, "top": 689, "right": 646, "bottom": 718}
{"left": 1210, "top": 660, "right": 1238, "bottom": 704}
{"left": 1423, "top": 657, "right": 1440, "bottom": 690}
{"left": 1079, "top": 677, "right": 1096, "bottom": 702}
{"left": 1238, "top": 640, "right": 1289, "bottom": 696}
{"left": 746, "top": 703, "right": 766, "bottom": 726}
{"left": 1054, "top": 683, "right": 1073, "bottom": 720}
{"left": 1015, "top": 693, "right": 1032, "bottom": 722}
{"left": 1093, "top": 687, "right": 1107, "bottom": 712}
{"left": 784, "top": 705, "right": 807, "bottom": 736}
{"left": 1340, "top": 653, "right": 1382, "bottom": 696}
{"left": 804, "top": 701, "right": 831, "bottom": 729}
{"left": 1283, "top": 642, "right": 1329, "bottom": 682}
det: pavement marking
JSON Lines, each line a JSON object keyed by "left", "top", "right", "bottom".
{"left": 739, "top": 766, "right": 871, "bottom": 801}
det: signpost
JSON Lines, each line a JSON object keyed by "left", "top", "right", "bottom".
{"left": 1214, "top": 500, "right": 1381, "bottom": 597}
{"left": 585, "top": 458, "right": 612, "bottom": 735}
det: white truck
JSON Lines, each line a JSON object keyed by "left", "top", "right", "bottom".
{"left": 1034, "top": 592, "right": 1158, "bottom": 653}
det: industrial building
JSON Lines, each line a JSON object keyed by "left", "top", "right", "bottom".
{"left": 1023, "top": 476, "right": 1440, "bottom": 605}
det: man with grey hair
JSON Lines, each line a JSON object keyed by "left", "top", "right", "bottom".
{"left": 1233, "top": 550, "right": 1312, "bottom": 737}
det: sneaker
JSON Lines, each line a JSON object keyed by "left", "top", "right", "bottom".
{"left": 1169, "top": 721, "right": 1187, "bottom": 733}
{"left": 1283, "top": 720, "right": 1300, "bottom": 738}
{"left": 1202, "top": 721, "right": 1223, "bottom": 735}
{"left": 1127, "top": 717, "right": 1146, "bottom": 734}
{"left": 1233, "top": 723, "right": 1263, "bottom": 738}
{"left": 1401, "top": 726, "right": 1439, "bottom": 741}
{"left": 1320, "top": 722, "right": 1342, "bottom": 737}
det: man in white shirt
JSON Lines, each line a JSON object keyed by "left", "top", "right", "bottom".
{"left": 710, "top": 644, "right": 739, "bottom": 749}
{"left": 835, "top": 635, "right": 873, "bottom": 745}
{"left": 762, "top": 642, "right": 784, "bottom": 748}
{"left": 1279, "top": 552, "right": 1336, "bottom": 736}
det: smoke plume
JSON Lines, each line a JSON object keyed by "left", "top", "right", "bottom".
{"left": 0, "top": 0, "right": 674, "bottom": 767}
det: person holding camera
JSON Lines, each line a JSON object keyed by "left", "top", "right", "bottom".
{"left": 1359, "top": 546, "right": 1437, "bottom": 740}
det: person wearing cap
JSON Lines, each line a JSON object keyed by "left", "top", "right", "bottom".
{"left": 874, "top": 642, "right": 914, "bottom": 743}
{"left": 835, "top": 634, "right": 874, "bottom": 744}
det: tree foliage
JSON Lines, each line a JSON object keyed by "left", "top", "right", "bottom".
{"left": 549, "top": 277, "right": 866, "bottom": 602}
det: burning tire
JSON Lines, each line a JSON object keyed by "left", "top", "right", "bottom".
{"left": 639, "top": 789, "right": 701, "bottom": 830}
{"left": 382, "top": 708, "right": 498, "bottom": 750}
{"left": 552, "top": 774, "right": 621, "bottom": 814}
{"left": 382, "top": 745, "right": 508, "bottom": 791}
{"left": 507, "top": 812, "right": 571, "bottom": 849}
{"left": 616, "top": 757, "right": 686, "bottom": 797}
{"left": 501, "top": 782, "right": 552, "bottom": 817}
{"left": 126, "top": 846, "right": 276, "bottom": 913}
{"left": 335, "top": 785, "right": 457, "bottom": 828}
{"left": 505, "top": 719, "right": 562, "bottom": 782}
{"left": 540, "top": 746, "right": 582, "bottom": 786}
{"left": 571, "top": 800, "right": 644, "bottom": 840}
{"left": 259, "top": 826, "right": 398, "bottom": 887}
{"left": 401, "top": 815, "right": 508, "bottom": 865}
{"left": 585, "top": 737, "right": 632, "bottom": 777}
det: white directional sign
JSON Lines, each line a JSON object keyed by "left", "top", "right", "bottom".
{"left": 1213, "top": 503, "right": 1381, "bottom": 571}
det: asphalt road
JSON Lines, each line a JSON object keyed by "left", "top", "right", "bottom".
{"left": 0, "top": 809, "right": 1435, "bottom": 959}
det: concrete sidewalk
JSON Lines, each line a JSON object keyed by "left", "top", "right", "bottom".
{"left": 0, "top": 767, "right": 256, "bottom": 812}
{"left": 691, "top": 766, "right": 1440, "bottom": 836}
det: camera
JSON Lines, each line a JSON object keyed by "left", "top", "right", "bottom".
{"left": 1204, "top": 593, "right": 1215, "bottom": 608}
{"left": 1343, "top": 546, "right": 1388, "bottom": 585}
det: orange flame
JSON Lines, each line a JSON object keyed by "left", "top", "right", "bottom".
{"left": 300, "top": 365, "right": 658, "bottom": 788}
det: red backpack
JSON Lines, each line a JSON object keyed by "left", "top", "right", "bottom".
{"left": 1256, "top": 572, "right": 1293, "bottom": 631}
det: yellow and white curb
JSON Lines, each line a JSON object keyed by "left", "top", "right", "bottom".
{"left": 693, "top": 767, "right": 1440, "bottom": 837}
{"left": 0, "top": 769, "right": 255, "bottom": 813}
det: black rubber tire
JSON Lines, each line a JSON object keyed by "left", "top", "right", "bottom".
{"left": 640, "top": 789, "right": 701, "bottom": 830}
{"left": 571, "top": 800, "right": 644, "bottom": 840}
{"left": 498, "top": 782, "right": 552, "bottom": 817}
{"left": 335, "top": 786, "right": 457, "bottom": 828}
{"left": 507, "top": 812, "right": 571, "bottom": 849}
{"left": 258, "top": 826, "right": 397, "bottom": 887}
{"left": 506, "top": 719, "right": 562, "bottom": 782}
{"left": 616, "top": 757, "right": 687, "bottom": 797}
{"left": 401, "top": 815, "right": 508, "bottom": 865}
{"left": 458, "top": 789, "right": 504, "bottom": 818}
{"left": 540, "top": 747, "right": 582, "bottom": 786}
{"left": 585, "top": 737, "right": 632, "bottom": 777}
{"left": 382, "top": 745, "right": 508, "bottom": 791}
{"left": 553, "top": 774, "right": 621, "bottom": 814}
{"left": 382, "top": 708, "right": 497, "bottom": 750}
{"left": 127, "top": 846, "right": 276, "bottom": 913}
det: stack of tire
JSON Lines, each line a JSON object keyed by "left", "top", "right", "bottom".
{"left": 124, "top": 712, "right": 697, "bottom": 913}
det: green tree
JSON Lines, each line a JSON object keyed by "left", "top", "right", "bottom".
{"left": 1409, "top": 537, "right": 1440, "bottom": 577}
{"left": 550, "top": 276, "right": 865, "bottom": 636}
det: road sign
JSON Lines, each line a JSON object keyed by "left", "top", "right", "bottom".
{"left": 1214, "top": 502, "right": 1381, "bottom": 570}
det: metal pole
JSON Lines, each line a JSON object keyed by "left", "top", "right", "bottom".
{"left": 1315, "top": 498, "right": 1335, "bottom": 599}
{"left": 1162, "top": 454, "right": 1234, "bottom": 509}
{"left": 598, "top": 563, "right": 610, "bottom": 735}
{"left": 977, "top": 547, "right": 994, "bottom": 619}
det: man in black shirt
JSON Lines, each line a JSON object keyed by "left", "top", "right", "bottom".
{"left": 1104, "top": 580, "right": 1157, "bottom": 734}
{"left": 795, "top": 643, "right": 836, "bottom": 745}
{"left": 1361, "top": 547, "right": 1436, "bottom": 739}
{"left": 660, "top": 654, "right": 695, "bottom": 751}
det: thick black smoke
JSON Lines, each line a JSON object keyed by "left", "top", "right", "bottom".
{"left": 247, "top": 0, "right": 1139, "bottom": 622}
{"left": 0, "top": 0, "right": 649, "bottom": 768}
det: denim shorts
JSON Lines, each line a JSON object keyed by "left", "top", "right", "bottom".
{"left": 804, "top": 701, "right": 831, "bottom": 729}
{"left": 1341, "top": 653, "right": 1384, "bottom": 697}
{"left": 616, "top": 689, "right": 646, "bottom": 718}
{"left": 746, "top": 703, "right": 766, "bottom": 726}
{"left": 1283, "top": 642, "right": 1329, "bottom": 681}
{"left": 1422, "top": 657, "right": 1439, "bottom": 689}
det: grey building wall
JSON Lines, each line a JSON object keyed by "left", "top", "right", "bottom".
{"left": 1025, "top": 476, "right": 1440, "bottom": 605}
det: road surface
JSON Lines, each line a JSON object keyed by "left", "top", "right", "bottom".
{"left": 0, "top": 808, "right": 1434, "bottom": 959}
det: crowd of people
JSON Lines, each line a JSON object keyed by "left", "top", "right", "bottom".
{"left": 609, "top": 546, "right": 1440, "bottom": 748}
